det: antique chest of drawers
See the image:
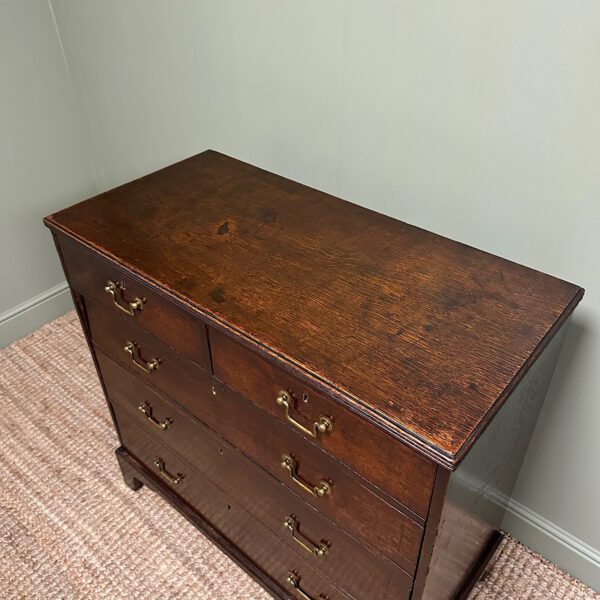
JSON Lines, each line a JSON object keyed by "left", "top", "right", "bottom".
{"left": 44, "top": 150, "right": 583, "bottom": 599}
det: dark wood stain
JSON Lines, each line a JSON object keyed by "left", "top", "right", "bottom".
{"left": 217, "top": 221, "right": 230, "bottom": 235}
{"left": 209, "top": 285, "right": 225, "bottom": 304}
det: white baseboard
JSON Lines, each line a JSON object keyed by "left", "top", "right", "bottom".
{"left": 0, "top": 281, "right": 73, "bottom": 348}
{"left": 502, "top": 497, "right": 600, "bottom": 592}
{"left": 453, "top": 469, "right": 600, "bottom": 591}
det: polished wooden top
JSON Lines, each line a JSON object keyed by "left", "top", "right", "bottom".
{"left": 45, "top": 150, "right": 583, "bottom": 467}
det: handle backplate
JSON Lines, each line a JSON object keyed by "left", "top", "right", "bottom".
{"left": 283, "top": 515, "right": 329, "bottom": 558}
{"left": 285, "top": 571, "right": 328, "bottom": 600}
{"left": 124, "top": 341, "right": 160, "bottom": 373}
{"left": 276, "top": 391, "right": 332, "bottom": 439}
{"left": 281, "top": 454, "right": 331, "bottom": 498}
{"left": 138, "top": 401, "right": 172, "bottom": 430}
{"left": 154, "top": 458, "right": 183, "bottom": 485}
{"left": 104, "top": 280, "right": 144, "bottom": 316}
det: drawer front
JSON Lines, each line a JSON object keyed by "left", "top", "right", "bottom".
{"left": 97, "top": 349, "right": 423, "bottom": 577}
{"left": 100, "top": 354, "right": 413, "bottom": 598}
{"left": 86, "top": 300, "right": 210, "bottom": 414}
{"left": 208, "top": 380, "right": 423, "bottom": 575}
{"left": 57, "top": 234, "right": 210, "bottom": 370}
{"left": 210, "top": 328, "right": 436, "bottom": 519}
{"left": 119, "top": 423, "right": 352, "bottom": 600}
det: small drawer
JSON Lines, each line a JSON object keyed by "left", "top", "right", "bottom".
{"left": 210, "top": 327, "right": 436, "bottom": 519}
{"left": 118, "top": 424, "right": 353, "bottom": 600}
{"left": 57, "top": 234, "right": 210, "bottom": 370}
{"left": 86, "top": 299, "right": 210, "bottom": 414}
{"left": 101, "top": 353, "right": 414, "bottom": 599}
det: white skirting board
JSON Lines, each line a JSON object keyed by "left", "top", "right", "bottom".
{"left": 502, "top": 498, "right": 600, "bottom": 592}
{"left": 0, "top": 281, "right": 73, "bottom": 348}
{"left": 454, "top": 459, "right": 600, "bottom": 592}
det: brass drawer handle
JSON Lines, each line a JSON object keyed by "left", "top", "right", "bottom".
{"left": 283, "top": 515, "right": 329, "bottom": 558}
{"left": 281, "top": 454, "right": 332, "bottom": 498}
{"left": 138, "top": 401, "right": 172, "bottom": 430}
{"left": 124, "top": 341, "right": 160, "bottom": 373}
{"left": 276, "top": 390, "right": 333, "bottom": 439}
{"left": 285, "top": 571, "right": 329, "bottom": 600}
{"left": 104, "top": 280, "right": 144, "bottom": 316}
{"left": 153, "top": 458, "right": 184, "bottom": 485}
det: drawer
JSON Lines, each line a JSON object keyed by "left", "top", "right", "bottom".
{"left": 209, "top": 380, "right": 424, "bottom": 575}
{"left": 118, "top": 423, "right": 353, "bottom": 600}
{"left": 100, "top": 353, "right": 414, "bottom": 598}
{"left": 210, "top": 328, "right": 436, "bottom": 519}
{"left": 97, "top": 349, "right": 423, "bottom": 577}
{"left": 57, "top": 234, "right": 210, "bottom": 370}
{"left": 86, "top": 299, "right": 210, "bottom": 414}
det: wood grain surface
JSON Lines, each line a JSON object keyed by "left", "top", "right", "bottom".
{"left": 45, "top": 150, "right": 583, "bottom": 466}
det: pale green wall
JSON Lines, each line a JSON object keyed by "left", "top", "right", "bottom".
{"left": 3, "top": 0, "right": 599, "bottom": 589}
{"left": 0, "top": 0, "right": 97, "bottom": 345}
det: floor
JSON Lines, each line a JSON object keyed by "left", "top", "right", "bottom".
{"left": 0, "top": 311, "right": 597, "bottom": 599}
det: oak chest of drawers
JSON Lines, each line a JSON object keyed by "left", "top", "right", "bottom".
{"left": 44, "top": 150, "right": 583, "bottom": 599}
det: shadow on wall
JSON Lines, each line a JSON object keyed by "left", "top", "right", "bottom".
{"left": 537, "top": 317, "right": 588, "bottom": 427}
{"left": 509, "top": 313, "right": 589, "bottom": 501}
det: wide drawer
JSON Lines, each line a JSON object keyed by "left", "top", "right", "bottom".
{"left": 208, "top": 380, "right": 424, "bottom": 575}
{"left": 100, "top": 352, "right": 414, "bottom": 598}
{"left": 57, "top": 234, "right": 210, "bottom": 370}
{"left": 210, "top": 328, "right": 436, "bottom": 519}
{"left": 86, "top": 299, "right": 210, "bottom": 413}
{"left": 117, "top": 424, "right": 352, "bottom": 600}
{"left": 97, "top": 349, "right": 423, "bottom": 578}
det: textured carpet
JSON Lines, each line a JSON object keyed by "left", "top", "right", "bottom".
{"left": 0, "top": 311, "right": 597, "bottom": 599}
